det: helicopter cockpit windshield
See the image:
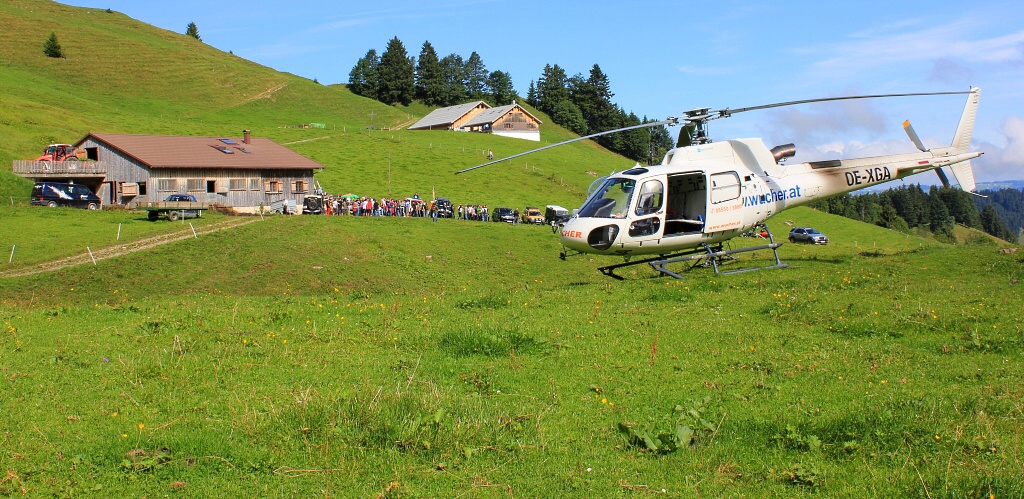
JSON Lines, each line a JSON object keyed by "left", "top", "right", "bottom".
{"left": 579, "top": 178, "right": 635, "bottom": 218}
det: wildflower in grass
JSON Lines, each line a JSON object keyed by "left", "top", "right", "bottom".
{"left": 111, "top": 412, "right": 117, "bottom": 417}
{"left": 138, "top": 423, "right": 144, "bottom": 429}
{"left": 121, "top": 434, "right": 127, "bottom": 438}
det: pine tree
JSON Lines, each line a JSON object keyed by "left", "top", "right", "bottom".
{"left": 526, "top": 81, "right": 537, "bottom": 107}
{"left": 464, "top": 52, "right": 488, "bottom": 100}
{"left": 348, "top": 49, "right": 380, "bottom": 99}
{"left": 43, "top": 32, "right": 63, "bottom": 58}
{"left": 877, "top": 204, "right": 910, "bottom": 233}
{"left": 646, "top": 118, "right": 674, "bottom": 165}
{"left": 552, "top": 100, "right": 587, "bottom": 135}
{"left": 575, "top": 64, "right": 616, "bottom": 136}
{"left": 980, "top": 204, "right": 1016, "bottom": 242}
{"left": 377, "top": 37, "right": 415, "bottom": 105}
{"left": 185, "top": 22, "right": 201, "bottom": 41}
{"left": 535, "top": 64, "right": 568, "bottom": 115}
{"left": 415, "top": 41, "right": 442, "bottom": 103}
{"left": 438, "top": 54, "right": 467, "bottom": 106}
{"left": 486, "top": 70, "right": 516, "bottom": 105}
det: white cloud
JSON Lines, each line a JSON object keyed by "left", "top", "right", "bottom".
{"left": 974, "top": 115, "right": 1024, "bottom": 181}
{"left": 807, "top": 20, "right": 1024, "bottom": 77}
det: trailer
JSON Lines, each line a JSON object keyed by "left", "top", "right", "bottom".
{"left": 139, "top": 198, "right": 209, "bottom": 221}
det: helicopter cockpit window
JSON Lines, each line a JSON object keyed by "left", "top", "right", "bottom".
{"left": 710, "top": 172, "right": 741, "bottom": 204}
{"left": 634, "top": 180, "right": 664, "bottom": 216}
{"left": 579, "top": 177, "right": 635, "bottom": 218}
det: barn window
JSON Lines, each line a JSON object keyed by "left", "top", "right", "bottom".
{"left": 249, "top": 178, "right": 261, "bottom": 191}
{"left": 210, "top": 145, "right": 234, "bottom": 154}
{"left": 157, "top": 179, "right": 177, "bottom": 191}
{"left": 186, "top": 178, "right": 204, "bottom": 191}
{"left": 293, "top": 180, "right": 308, "bottom": 193}
{"left": 265, "top": 180, "right": 282, "bottom": 193}
{"left": 229, "top": 179, "right": 246, "bottom": 191}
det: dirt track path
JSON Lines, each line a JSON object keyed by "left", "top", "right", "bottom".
{"left": 0, "top": 217, "right": 258, "bottom": 279}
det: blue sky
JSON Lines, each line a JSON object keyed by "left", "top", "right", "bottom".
{"left": 65, "top": 0, "right": 1024, "bottom": 182}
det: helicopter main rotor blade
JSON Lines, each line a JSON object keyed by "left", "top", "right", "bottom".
{"left": 454, "top": 89, "right": 973, "bottom": 174}
{"left": 715, "top": 90, "right": 973, "bottom": 119}
{"left": 454, "top": 118, "right": 675, "bottom": 174}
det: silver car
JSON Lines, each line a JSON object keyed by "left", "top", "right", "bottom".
{"left": 788, "top": 227, "right": 828, "bottom": 244}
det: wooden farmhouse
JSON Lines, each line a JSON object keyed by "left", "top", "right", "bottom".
{"left": 408, "top": 101, "right": 541, "bottom": 141}
{"left": 12, "top": 131, "right": 325, "bottom": 212}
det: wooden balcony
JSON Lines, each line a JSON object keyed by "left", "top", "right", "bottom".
{"left": 11, "top": 160, "right": 108, "bottom": 178}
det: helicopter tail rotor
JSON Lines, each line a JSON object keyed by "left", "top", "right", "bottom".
{"left": 903, "top": 120, "right": 927, "bottom": 152}
{"left": 903, "top": 119, "right": 951, "bottom": 188}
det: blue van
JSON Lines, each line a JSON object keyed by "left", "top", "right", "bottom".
{"left": 31, "top": 182, "right": 101, "bottom": 210}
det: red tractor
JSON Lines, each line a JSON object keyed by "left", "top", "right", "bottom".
{"left": 35, "top": 144, "right": 80, "bottom": 162}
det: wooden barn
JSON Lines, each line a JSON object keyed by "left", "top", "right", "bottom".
{"left": 408, "top": 101, "right": 541, "bottom": 141}
{"left": 14, "top": 131, "right": 325, "bottom": 212}
{"left": 461, "top": 102, "right": 541, "bottom": 141}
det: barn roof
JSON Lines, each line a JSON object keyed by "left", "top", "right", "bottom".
{"left": 462, "top": 102, "right": 542, "bottom": 127}
{"left": 75, "top": 133, "right": 325, "bottom": 170}
{"left": 407, "top": 101, "right": 489, "bottom": 130}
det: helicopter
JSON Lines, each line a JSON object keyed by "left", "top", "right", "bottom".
{"left": 456, "top": 88, "right": 983, "bottom": 279}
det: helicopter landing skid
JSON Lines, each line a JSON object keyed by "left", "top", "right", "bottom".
{"left": 596, "top": 223, "right": 788, "bottom": 280}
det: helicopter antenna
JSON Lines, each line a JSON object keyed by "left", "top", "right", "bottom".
{"left": 455, "top": 89, "right": 974, "bottom": 174}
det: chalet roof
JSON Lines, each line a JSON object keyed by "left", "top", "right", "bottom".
{"left": 75, "top": 133, "right": 325, "bottom": 170}
{"left": 462, "top": 102, "right": 542, "bottom": 127}
{"left": 407, "top": 101, "right": 489, "bottom": 130}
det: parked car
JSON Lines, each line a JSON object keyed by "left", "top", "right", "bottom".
{"left": 491, "top": 207, "right": 516, "bottom": 223}
{"left": 31, "top": 182, "right": 100, "bottom": 210}
{"left": 433, "top": 198, "right": 454, "bottom": 218}
{"left": 788, "top": 227, "right": 829, "bottom": 244}
{"left": 521, "top": 206, "right": 545, "bottom": 224}
{"left": 545, "top": 205, "right": 571, "bottom": 225}
{"left": 162, "top": 193, "right": 203, "bottom": 219}
{"left": 302, "top": 194, "right": 324, "bottom": 215}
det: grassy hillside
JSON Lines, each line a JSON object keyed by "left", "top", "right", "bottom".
{"left": 0, "top": 0, "right": 628, "bottom": 210}
{"left": 1, "top": 206, "right": 1022, "bottom": 496}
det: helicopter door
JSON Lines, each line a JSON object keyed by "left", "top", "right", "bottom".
{"left": 627, "top": 179, "right": 665, "bottom": 246}
{"left": 703, "top": 171, "right": 744, "bottom": 233}
{"left": 663, "top": 172, "right": 706, "bottom": 237}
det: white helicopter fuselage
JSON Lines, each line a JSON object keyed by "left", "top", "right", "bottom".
{"left": 559, "top": 88, "right": 982, "bottom": 257}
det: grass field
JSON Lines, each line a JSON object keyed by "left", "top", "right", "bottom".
{"left": 2, "top": 1, "right": 1023, "bottom": 496}
{"left": 1, "top": 206, "right": 1022, "bottom": 497}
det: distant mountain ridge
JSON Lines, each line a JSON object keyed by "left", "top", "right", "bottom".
{"left": 977, "top": 180, "right": 1024, "bottom": 191}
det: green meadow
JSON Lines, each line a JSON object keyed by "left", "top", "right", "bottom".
{"left": 2, "top": 1, "right": 1023, "bottom": 496}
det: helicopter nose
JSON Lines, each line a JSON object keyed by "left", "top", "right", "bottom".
{"left": 560, "top": 220, "right": 621, "bottom": 252}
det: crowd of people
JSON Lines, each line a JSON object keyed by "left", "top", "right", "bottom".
{"left": 310, "top": 192, "right": 504, "bottom": 222}
{"left": 326, "top": 196, "right": 430, "bottom": 218}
